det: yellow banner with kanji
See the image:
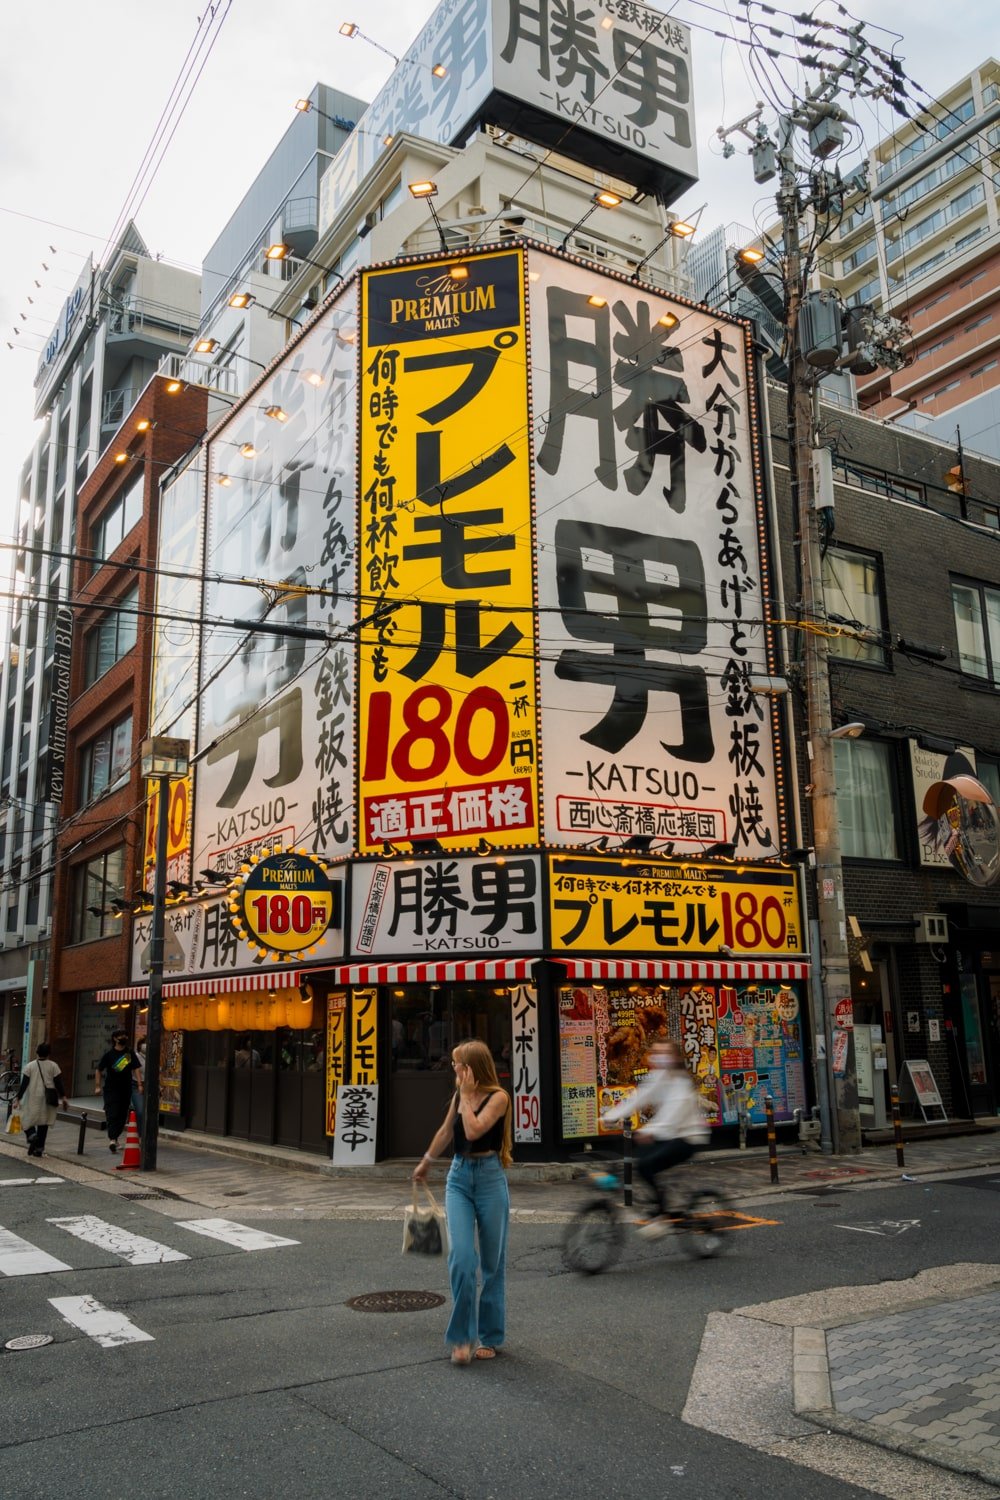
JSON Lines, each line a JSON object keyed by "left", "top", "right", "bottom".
{"left": 358, "top": 250, "right": 538, "bottom": 852}
{"left": 549, "top": 857, "right": 804, "bottom": 956}
{"left": 350, "top": 988, "right": 378, "bottom": 1084}
{"left": 325, "top": 993, "right": 346, "bottom": 1136}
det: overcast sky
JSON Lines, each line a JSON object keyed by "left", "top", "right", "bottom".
{"left": 0, "top": 2, "right": 991, "bottom": 539}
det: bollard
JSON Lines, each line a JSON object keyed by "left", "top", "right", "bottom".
{"left": 764, "top": 1094, "right": 779, "bottom": 1185}
{"left": 890, "top": 1085, "right": 905, "bottom": 1168}
{"left": 623, "top": 1123, "right": 633, "bottom": 1209}
{"left": 77, "top": 1111, "right": 89, "bottom": 1156}
{"left": 737, "top": 1096, "right": 748, "bottom": 1150}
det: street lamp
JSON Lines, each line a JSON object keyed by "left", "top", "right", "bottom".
{"left": 140, "top": 735, "right": 190, "bottom": 1173}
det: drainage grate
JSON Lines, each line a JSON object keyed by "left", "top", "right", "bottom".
{"left": 6, "top": 1334, "right": 54, "bottom": 1351}
{"left": 119, "top": 1193, "right": 167, "bottom": 1202}
{"left": 346, "top": 1290, "right": 446, "bottom": 1314}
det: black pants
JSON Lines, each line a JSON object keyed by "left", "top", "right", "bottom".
{"left": 637, "top": 1138, "right": 695, "bottom": 1213}
{"left": 25, "top": 1123, "right": 49, "bottom": 1155}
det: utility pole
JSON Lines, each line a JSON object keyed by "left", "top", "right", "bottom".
{"left": 719, "top": 36, "right": 908, "bottom": 1153}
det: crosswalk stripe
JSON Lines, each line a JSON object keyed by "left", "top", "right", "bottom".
{"left": 175, "top": 1218, "right": 300, "bottom": 1251}
{"left": 50, "top": 1294, "right": 154, "bottom": 1348}
{"left": 0, "top": 1177, "right": 65, "bottom": 1187}
{"left": 47, "top": 1215, "right": 189, "bottom": 1265}
{"left": 0, "top": 1224, "right": 71, "bottom": 1276}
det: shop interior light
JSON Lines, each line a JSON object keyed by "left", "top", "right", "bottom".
{"left": 228, "top": 291, "right": 254, "bottom": 309}
{"left": 195, "top": 337, "right": 217, "bottom": 354}
{"left": 265, "top": 242, "right": 290, "bottom": 261}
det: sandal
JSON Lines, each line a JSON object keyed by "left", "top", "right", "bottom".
{"left": 474, "top": 1347, "right": 498, "bottom": 1360}
{"left": 450, "top": 1344, "right": 474, "bottom": 1365}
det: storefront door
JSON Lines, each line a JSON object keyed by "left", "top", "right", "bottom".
{"left": 387, "top": 984, "right": 513, "bottom": 1157}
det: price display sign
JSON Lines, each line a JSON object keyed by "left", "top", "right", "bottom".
{"left": 230, "top": 849, "right": 342, "bottom": 960}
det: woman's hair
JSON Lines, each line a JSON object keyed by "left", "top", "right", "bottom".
{"left": 453, "top": 1039, "right": 513, "bottom": 1168}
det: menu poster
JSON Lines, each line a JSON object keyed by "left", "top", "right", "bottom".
{"left": 559, "top": 983, "right": 676, "bottom": 1139}
{"left": 684, "top": 983, "right": 807, "bottom": 1126}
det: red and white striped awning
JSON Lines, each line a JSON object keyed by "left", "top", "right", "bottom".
{"left": 322, "top": 958, "right": 537, "bottom": 986}
{"left": 96, "top": 971, "right": 305, "bottom": 1004}
{"left": 559, "top": 957, "right": 810, "bottom": 983}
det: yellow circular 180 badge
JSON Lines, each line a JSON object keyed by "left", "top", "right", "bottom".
{"left": 231, "top": 850, "right": 338, "bottom": 958}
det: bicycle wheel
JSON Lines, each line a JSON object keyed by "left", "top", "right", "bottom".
{"left": 675, "top": 1186, "right": 736, "bottom": 1259}
{"left": 0, "top": 1071, "right": 18, "bottom": 1103}
{"left": 562, "top": 1202, "right": 625, "bottom": 1275}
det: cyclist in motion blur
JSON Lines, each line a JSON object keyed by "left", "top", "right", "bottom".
{"left": 600, "top": 1039, "right": 709, "bottom": 1236}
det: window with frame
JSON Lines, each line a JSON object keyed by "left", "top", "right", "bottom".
{"left": 952, "top": 578, "right": 1000, "bottom": 684}
{"left": 834, "top": 739, "right": 900, "bottom": 860}
{"left": 822, "top": 547, "right": 887, "bottom": 665}
{"left": 83, "top": 584, "right": 139, "bottom": 687}
{"left": 92, "top": 474, "right": 143, "bottom": 561}
{"left": 69, "top": 846, "right": 125, "bottom": 943}
{"left": 977, "top": 759, "right": 1000, "bottom": 805}
{"left": 78, "top": 712, "right": 132, "bottom": 804}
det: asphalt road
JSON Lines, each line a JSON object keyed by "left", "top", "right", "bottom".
{"left": 2, "top": 1154, "right": 999, "bottom": 1500}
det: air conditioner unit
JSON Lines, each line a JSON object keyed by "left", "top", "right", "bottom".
{"left": 914, "top": 913, "right": 948, "bottom": 944}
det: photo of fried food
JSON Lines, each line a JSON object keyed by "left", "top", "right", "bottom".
{"left": 606, "top": 1022, "right": 646, "bottom": 1084}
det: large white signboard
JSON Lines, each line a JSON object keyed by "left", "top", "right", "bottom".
{"left": 194, "top": 293, "right": 357, "bottom": 879}
{"left": 320, "top": 0, "right": 696, "bottom": 235}
{"left": 128, "top": 893, "right": 345, "bottom": 985}
{"left": 351, "top": 854, "right": 543, "bottom": 958}
{"left": 529, "top": 253, "right": 782, "bottom": 856}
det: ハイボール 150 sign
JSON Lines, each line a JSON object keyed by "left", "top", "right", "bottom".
{"left": 357, "top": 250, "right": 539, "bottom": 852}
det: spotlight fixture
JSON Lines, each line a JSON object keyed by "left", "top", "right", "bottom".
{"left": 195, "top": 337, "right": 217, "bottom": 354}
{"left": 623, "top": 835, "right": 653, "bottom": 853}
{"left": 659, "top": 842, "right": 675, "bottom": 857}
{"left": 199, "top": 867, "right": 228, "bottom": 884}
{"left": 302, "top": 369, "right": 325, "bottom": 387}
{"left": 239, "top": 442, "right": 257, "bottom": 458}
{"left": 737, "top": 246, "right": 765, "bottom": 264}
{"left": 476, "top": 838, "right": 494, "bottom": 855}
{"left": 406, "top": 180, "right": 450, "bottom": 252}
{"left": 216, "top": 474, "right": 232, "bottom": 487}
{"left": 265, "top": 242, "right": 290, "bottom": 261}
{"left": 299, "top": 981, "right": 313, "bottom": 1002}
{"left": 670, "top": 220, "right": 696, "bottom": 237}
{"left": 829, "top": 721, "right": 866, "bottom": 740}
{"left": 113, "top": 451, "right": 129, "bottom": 465}
{"left": 431, "top": 62, "right": 447, "bottom": 78}
{"left": 703, "top": 841, "right": 736, "bottom": 859}
{"left": 408, "top": 179, "right": 438, "bottom": 199}
{"left": 136, "top": 418, "right": 151, "bottom": 433}
{"left": 295, "top": 98, "right": 313, "bottom": 112}
{"left": 560, "top": 189, "right": 622, "bottom": 248}
{"left": 449, "top": 264, "right": 469, "bottom": 281}
{"left": 339, "top": 21, "right": 358, "bottom": 36}
{"left": 587, "top": 294, "right": 607, "bottom": 308}
{"left": 411, "top": 838, "right": 446, "bottom": 856}
{"left": 165, "top": 379, "right": 183, "bottom": 394}
{"left": 167, "top": 881, "right": 192, "bottom": 896}
{"left": 590, "top": 836, "right": 610, "bottom": 852}
{"left": 657, "top": 312, "right": 679, "bottom": 330}
{"left": 87, "top": 906, "right": 105, "bottom": 918}
{"left": 381, "top": 840, "right": 399, "bottom": 857}
{"left": 264, "top": 405, "right": 288, "bottom": 422}
{"left": 228, "top": 291, "right": 254, "bottom": 309}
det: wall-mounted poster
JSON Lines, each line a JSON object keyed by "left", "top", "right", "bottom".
{"left": 530, "top": 254, "right": 784, "bottom": 857}
{"left": 195, "top": 293, "right": 357, "bottom": 879}
{"left": 559, "top": 982, "right": 676, "bottom": 1139}
{"left": 358, "top": 251, "right": 538, "bottom": 851}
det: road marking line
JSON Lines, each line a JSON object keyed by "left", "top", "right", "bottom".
{"left": 175, "top": 1218, "right": 300, "bottom": 1251}
{"left": 49, "top": 1294, "right": 154, "bottom": 1348}
{"left": 47, "top": 1215, "right": 189, "bottom": 1265}
{"left": 0, "top": 1224, "right": 71, "bottom": 1276}
{"left": 0, "top": 1177, "right": 65, "bottom": 1187}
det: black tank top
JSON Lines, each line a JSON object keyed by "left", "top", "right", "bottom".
{"left": 452, "top": 1092, "right": 505, "bottom": 1156}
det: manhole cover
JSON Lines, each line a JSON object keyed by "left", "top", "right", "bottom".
{"left": 346, "top": 1290, "right": 446, "bottom": 1314}
{"left": 5, "top": 1334, "right": 54, "bottom": 1351}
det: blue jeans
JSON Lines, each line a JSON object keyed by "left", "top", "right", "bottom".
{"left": 444, "top": 1155, "right": 509, "bottom": 1350}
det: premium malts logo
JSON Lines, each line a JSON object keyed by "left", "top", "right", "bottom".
{"left": 366, "top": 254, "right": 520, "bottom": 344}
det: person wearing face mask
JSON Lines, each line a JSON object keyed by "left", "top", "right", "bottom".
{"left": 95, "top": 1030, "right": 142, "bottom": 1154}
{"left": 600, "top": 1039, "right": 709, "bottom": 1236}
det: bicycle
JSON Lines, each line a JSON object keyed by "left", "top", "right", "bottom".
{"left": 0, "top": 1069, "right": 21, "bottom": 1104}
{"left": 562, "top": 1144, "right": 737, "bottom": 1274}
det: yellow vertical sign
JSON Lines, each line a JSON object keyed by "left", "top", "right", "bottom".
{"left": 325, "top": 992, "right": 346, "bottom": 1136}
{"left": 350, "top": 988, "right": 379, "bottom": 1085}
{"left": 358, "top": 250, "right": 538, "bottom": 851}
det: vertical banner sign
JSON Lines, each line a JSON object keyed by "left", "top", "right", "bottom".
{"left": 196, "top": 295, "right": 357, "bottom": 891}
{"left": 530, "top": 256, "right": 782, "bottom": 855}
{"left": 358, "top": 251, "right": 539, "bottom": 851}
{"left": 350, "top": 988, "right": 379, "bottom": 1084}
{"left": 45, "top": 605, "right": 73, "bottom": 805}
{"left": 333, "top": 989, "right": 379, "bottom": 1164}
{"left": 325, "top": 993, "right": 346, "bottom": 1137}
{"left": 510, "top": 984, "right": 541, "bottom": 1142}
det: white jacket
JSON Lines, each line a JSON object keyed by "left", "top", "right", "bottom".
{"left": 601, "top": 1066, "right": 709, "bottom": 1144}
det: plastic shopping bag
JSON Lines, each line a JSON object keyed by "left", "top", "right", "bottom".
{"left": 402, "top": 1182, "right": 447, "bottom": 1255}
{"left": 5, "top": 1106, "right": 22, "bottom": 1135}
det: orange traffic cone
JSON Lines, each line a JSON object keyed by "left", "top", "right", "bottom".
{"left": 116, "top": 1109, "right": 141, "bottom": 1170}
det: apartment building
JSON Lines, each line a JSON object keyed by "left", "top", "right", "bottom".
{"left": 0, "top": 226, "right": 199, "bottom": 1062}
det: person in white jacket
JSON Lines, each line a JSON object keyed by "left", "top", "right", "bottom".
{"left": 601, "top": 1040, "right": 709, "bottom": 1232}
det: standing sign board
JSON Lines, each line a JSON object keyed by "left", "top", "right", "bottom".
{"left": 900, "top": 1059, "right": 947, "bottom": 1122}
